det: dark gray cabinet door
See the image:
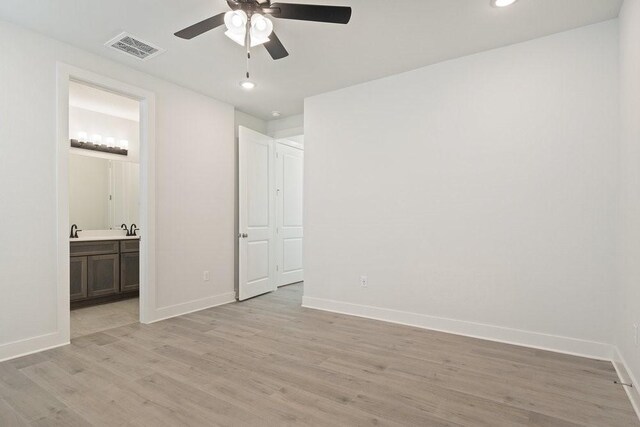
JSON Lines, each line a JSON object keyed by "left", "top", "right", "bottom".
{"left": 87, "top": 254, "right": 119, "bottom": 297}
{"left": 120, "top": 252, "right": 140, "bottom": 293}
{"left": 70, "top": 256, "right": 88, "bottom": 301}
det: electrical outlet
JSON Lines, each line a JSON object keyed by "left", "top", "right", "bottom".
{"left": 203, "top": 271, "right": 210, "bottom": 282}
{"left": 360, "top": 275, "right": 368, "bottom": 288}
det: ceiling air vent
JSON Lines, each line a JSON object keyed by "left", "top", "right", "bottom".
{"left": 105, "top": 32, "right": 165, "bottom": 61}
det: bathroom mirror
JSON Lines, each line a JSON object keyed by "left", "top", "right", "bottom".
{"left": 69, "top": 153, "right": 139, "bottom": 230}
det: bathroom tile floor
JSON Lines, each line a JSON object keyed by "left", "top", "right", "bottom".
{"left": 71, "top": 298, "right": 139, "bottom": 339}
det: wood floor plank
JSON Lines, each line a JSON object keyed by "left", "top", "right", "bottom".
{"left": 0, "top": 283, "right": 636, "bottom": 426}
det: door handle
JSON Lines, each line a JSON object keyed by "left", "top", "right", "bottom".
{"left": 238, "top": 233, "right": 248, "bottom": 238}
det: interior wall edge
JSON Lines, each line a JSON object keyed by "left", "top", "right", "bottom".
{"left": 612, "top": 346, "right": 640, "bottom": 420}
{"left": 0, "top": 331, "right": 68, "bottom": 363}
{"left": 146, "top": 291, "right": 236, "bottom": 324}
{"left": 302, "top": 296, "right": 614, "bottom": 361}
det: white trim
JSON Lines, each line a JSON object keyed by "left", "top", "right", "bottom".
{"left": 56, "top": 64, "right": 157, "bottom": 343}
{"left": 148, "top": 292, "right": 237, "bottom": 323}
{"left": 302, "top": 296, "right": 613, "bottom": 360}
{"left": 612, "top": 347, "right": 640, "bottom": 420}
{"left": 0, "top": 332, "right": 68, "bottom": 363}
{"left": 275, "top": 136, "right": 304, "bottom": 150}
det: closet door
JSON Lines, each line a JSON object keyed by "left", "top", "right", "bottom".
{"left": 275, "top": 142, "right": 304, "bottom": 287}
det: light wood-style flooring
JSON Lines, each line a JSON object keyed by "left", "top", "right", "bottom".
{"left": 1, "top": 284, "right": 637, "bottom": 426}
{"left": 71, "top": 298, "right": 139, "bottom": 339}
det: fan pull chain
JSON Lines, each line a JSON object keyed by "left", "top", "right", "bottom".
{"left": 245, "top": 19, "right": 251, "bottom": 80}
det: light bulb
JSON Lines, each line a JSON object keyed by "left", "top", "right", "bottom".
{"left": 240, "top": 80, "right": 256, "bottom": 90}
{"left": 91, "top": 134, "right": 102, "bottom": 144}
{"left": 231, "top": 14, "right": 244, "bottom": 28}
{"left": 491, "top": 0, "right": 518, "bottom": 7}
{"left": 105, "top": 137, "right": 115, "bottom": 147}
{"left": 119, "top": 139, "right": 129, "bottom": 150}
{"left": 77, "top": 131, "right": 88, "bottom": 141}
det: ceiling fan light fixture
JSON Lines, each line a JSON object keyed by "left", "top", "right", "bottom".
{"left": 224, "top": 10, "right": 248, "bottom": 45}
{"left": 490, "top": 0, "right": 518, "bottom": 7}
{"left": 249, "top": 14, "right": 273, "bottom": 47}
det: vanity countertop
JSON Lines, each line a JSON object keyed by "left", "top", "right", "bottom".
{"left": 70, "top": 235, "right": 140, "bottom": 242}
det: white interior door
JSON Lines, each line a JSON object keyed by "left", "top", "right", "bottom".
{"left": 275, "top": 142, "right": 304, "bottom": 286}
{"left": 239, "top": 127, "right": 276, "bottom": 301}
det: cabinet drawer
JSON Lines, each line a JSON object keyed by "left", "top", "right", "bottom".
{"left": 70, "top": 241, "right": 119, "bottom": 256}
{"left": 120, "top": 239, "right": 140, "bottom": 253}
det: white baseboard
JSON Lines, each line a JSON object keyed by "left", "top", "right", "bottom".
{"left": 0, "top": 331, "right": 69, "bottom": 363}
{"left": 612, "top": 347, "right": 640, "bottom": 420}
{"left": 302, "top": 296, "right": 613, "bottom": 360}
{"left": 148, "top": 292, "right": 236, "bottom": 323}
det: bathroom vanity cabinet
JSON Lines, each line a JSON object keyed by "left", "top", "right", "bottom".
{"left": 70, "top": 239, "right": 139, "bottom": 309}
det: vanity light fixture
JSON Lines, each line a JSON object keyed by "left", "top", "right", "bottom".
{"left": 491, "top": 0, "right": 518, "bottom": 7}
{"left": 69, "top": 134, "right": 129, "bottom": 156}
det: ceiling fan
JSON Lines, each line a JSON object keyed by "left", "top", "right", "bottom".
{"left": 174, "top": 0, "right": 352, "bottom": 62}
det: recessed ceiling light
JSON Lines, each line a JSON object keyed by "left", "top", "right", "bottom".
{"left": 491, "top": 0, "right": 518, "bottom": 7}
{"left": 240, "top": 80, "right": 256, "bottom": 90}
{"left": 271, "top": 111, "right": 281, "bottom": 118}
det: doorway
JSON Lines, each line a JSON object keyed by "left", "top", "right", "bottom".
{"left": 237, "top": 126, "right": 304, "bottom": 301}
{"left": 67, "top": 81, "right": 141, "bottom": 338}
{"left": 56, "top": 64, "right": 156, "bottom": 343}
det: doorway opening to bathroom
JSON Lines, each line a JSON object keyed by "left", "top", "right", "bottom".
{"left": 68, "top": 81, "right": 141, "bottom": 338}
{"left": 56, "top": 64, "right": 156, "bottom": 342}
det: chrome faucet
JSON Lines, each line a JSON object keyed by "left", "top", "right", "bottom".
{"left": 121, "top": 223, "right": 130, "bottom": 236}
{"left": 69, "top": 224, "right": 82, "bottom": 239}
{"left": 129, "top": 223, "right": 140, "bottom": 237}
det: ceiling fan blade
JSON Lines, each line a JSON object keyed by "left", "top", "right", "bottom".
{"left": 264, "top": 32, "right": 289, "bottom": 60}
{"left": 174, "top": 13, "right": 226, "bottom": 39}
{"left": 268, "top": 3, "right": 351, "bottom": 24}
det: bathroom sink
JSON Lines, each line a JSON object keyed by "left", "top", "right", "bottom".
{"left": 70, "top": 229, "right": 140, "bottom": 242}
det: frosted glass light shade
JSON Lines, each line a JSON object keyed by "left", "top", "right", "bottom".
{"left": 224, "top": 10, "right": 248, "bottom": 46}
{"left": 250, "top": 14, "right": 273, "bottom": 47}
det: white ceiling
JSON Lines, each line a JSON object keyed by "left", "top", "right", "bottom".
{"left": 69, "top": 81, "right": 140, "bottom": 122}
{"left": 0, "top": 0, "right": 623, "bottom": 120}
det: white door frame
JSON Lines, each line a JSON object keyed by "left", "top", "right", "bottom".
{"left": 56, "top": 63, "right": 157, "bottom": 344}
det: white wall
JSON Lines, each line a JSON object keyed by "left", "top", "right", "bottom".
{"left": 303, "top": 21, "right": 619, "bottom": 358}
{"left": 235, "top": 110, "right": 267, "bottom": 136}
{"left": 267, "top": 114, "right": 304, "bottom": 138}
{"left": 0, "top": 19, "right": 235, "bottom": 360}
{"left": 615, "top": 0, "right": 640, "bottom": 410}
